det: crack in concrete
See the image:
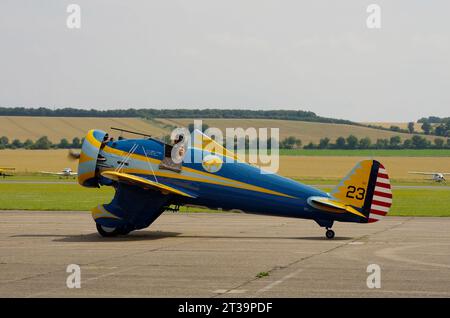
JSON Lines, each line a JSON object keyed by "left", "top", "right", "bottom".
{"left": 219, "top": 217, "right": 414, "bottom": 297}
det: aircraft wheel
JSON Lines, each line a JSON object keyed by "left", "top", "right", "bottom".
{"left": 96, "top": 224, "right": 121, "bottom": 237}
{"left": 117, "top": 228, "right": 131, "bottom": 235}
{"left": 325, "top": 229, "right": 335, "bottom": 239}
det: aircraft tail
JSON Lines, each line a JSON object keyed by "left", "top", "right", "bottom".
{"left": 330, "top": 160, "right": 392, "bottom": 223}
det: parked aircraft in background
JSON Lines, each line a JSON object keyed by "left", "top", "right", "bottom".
{"left": 409, "top": 171, "right": 449, "bottom": 182}
{"left": 39, "top": 168, "right": 77, "bottom": 178}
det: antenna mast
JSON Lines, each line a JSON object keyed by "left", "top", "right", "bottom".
{"left": 110, "top": 127, "right": 153, "bottom": 138}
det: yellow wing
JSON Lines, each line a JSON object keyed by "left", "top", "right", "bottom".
{"left": 101, "top": 171, "right": 197, "bottom": 198}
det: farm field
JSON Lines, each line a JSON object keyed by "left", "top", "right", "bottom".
{"left": 0, "top": 116, "right": 443, "bottom": 147}
{"left": 0, "top": 183, "right": 448, "bottom": 216}
{"left": 0, "top": 116, "right": 168, "bottom": 142}
{"left": 0, "top": 150, "right": 78, "bottom": 172}
{"left": 276, "top": 156, "right": 450, "bottom": 181}
{"left": 155, "top": 118, "right": 437, "bottom": 144}
{"left": 362, "top": 122, "right": 426, "bottom": 132}
{"left": 279, "top": 149, "right": 450, "bottom": 157}
{"left": 1, "top": 149, "right": 449, "bottom": 181}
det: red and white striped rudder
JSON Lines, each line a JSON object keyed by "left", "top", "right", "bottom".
{"left": 368, "top": 164, "right": 392, "bottom": 223}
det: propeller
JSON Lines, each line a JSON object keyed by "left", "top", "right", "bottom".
{"left": 68, "top": 150, "right": 81, "bottom": 161}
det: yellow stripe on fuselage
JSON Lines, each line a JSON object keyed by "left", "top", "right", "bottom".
{"left": 105, "top": 167, "right": 295, "bottom": 199}
{"left": 98, "top": 144, "right": 295, "bottom": 199}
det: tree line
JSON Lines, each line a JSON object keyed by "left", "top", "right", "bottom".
{"left": 1, "top": 134, "right": 449, "bottom": 150}
{"left": 0, "top": 136, "right": 82, "bottom": 150}
{"left": 416, "top": 117, "right": 450, "bottom": 137}
{"left": 0, "top": 107, "right": 355, "bottom": 125}
{"left": 368, "top": 118, "right": 450, "bottom": 138}
{"left": 227, "top": 134, "right": 449, "bottom": 150}
{"left": 185, "top": 123, "right": 450, "bottom": 150}
{"left": 2, "top": 107, "right": 448, "bottom": 137}
{"left": 288, "top": 134, "right": 450, "bottom": 150}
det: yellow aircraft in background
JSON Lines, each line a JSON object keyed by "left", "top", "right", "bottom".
{"left": 0, "top": 167, "right": 15, "bottom": 178}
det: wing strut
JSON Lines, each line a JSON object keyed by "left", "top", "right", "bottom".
{"left": 141, "top": 145, "right": 158, "bottom": 183}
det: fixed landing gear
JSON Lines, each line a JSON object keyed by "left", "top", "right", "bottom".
{"left": 96, "top": 224, "right": 130, "bottom": 237}
{"left": 314, "top": 220, "right": 335, "bottom": 239}
{"left": 325, "top": 228, "right": 335, "bottom": 239}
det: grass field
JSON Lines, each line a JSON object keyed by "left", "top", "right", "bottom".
{"left": 0, "top": 174, "right": 75, "bottom": 181}
{"left": 0, "top": 183, "right": 448, "bottom": 216}
{"left": 0, "top": 183, "right": 113, "bottom": 211}
{"left": 388, "top": 189, "right": 450, "bottom": 216}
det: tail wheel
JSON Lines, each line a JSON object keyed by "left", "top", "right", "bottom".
{"left": 96, "top": 224, "right": 130, "bottom": 237}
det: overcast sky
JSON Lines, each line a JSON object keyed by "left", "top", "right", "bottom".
{"left": 0, "top": 1, "right": 449, "bottom": 121}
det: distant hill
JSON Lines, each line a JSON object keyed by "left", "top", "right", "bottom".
{"left": 0, "top": 116, "right": 440, "bottom": 145}
{"left": 0, "top": 116, "right": 167, "bottom": 143}
{"left": 0, "top": 107, "right": 355, "bottom": 125}
{"left": 362, "top": 122, "right": 425, "bottom": 133}
{"left": 155, "top": 118, "right": 437, "bottom": 144}
{"left": 0, "top": 106, "right": 444, "bottom": 146}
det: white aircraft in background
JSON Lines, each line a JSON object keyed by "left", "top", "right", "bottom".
{"left": 409, "top": 171, "right": 449, "bottom": 182}
{"left": 39, "top": 168, "right": 77, "bottom": 178}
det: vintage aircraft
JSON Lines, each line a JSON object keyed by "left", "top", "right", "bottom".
{"left": 73, "top": 129, "right": 392, "bottom": 239}
{"left": 408, "top": 171, "right": 449, "bottom": 182}
{"left": 0, "top": 167, "right": 15, "bottom": 178}
{"left": 39, "top": 167, "right": 77, "bottom": 178}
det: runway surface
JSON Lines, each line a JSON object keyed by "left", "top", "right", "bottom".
{"left": 0, "top": 211, "right": 449, "bottom": 297}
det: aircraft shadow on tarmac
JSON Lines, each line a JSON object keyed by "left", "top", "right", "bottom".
{"left": 12, "top": 232, "right": 353, "bottom": 242}
{"left": 12, "top": 231, "right": 181, "bottom": 242}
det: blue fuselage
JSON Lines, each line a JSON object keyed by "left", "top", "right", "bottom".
{"left": 94, "top": 137, "right": 356, "bottom": 224}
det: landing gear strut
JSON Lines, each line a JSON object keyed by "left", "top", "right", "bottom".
{"left": 325, "top": 228, "right": 335, "bottom": 239}
{"left": 315, "top": 220, "right": 335, "bottom": 239}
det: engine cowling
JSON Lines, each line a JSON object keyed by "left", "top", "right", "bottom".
{"left": 78, "top": 129, "right": 107, "bottom": 188}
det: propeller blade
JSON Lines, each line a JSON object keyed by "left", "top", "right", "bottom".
{"left": 68, "top": 150, "right": 81, "bottom": 161}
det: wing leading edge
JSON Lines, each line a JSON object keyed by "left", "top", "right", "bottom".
{"left": 101, "top": 171, "right": 197, "bottom": 198}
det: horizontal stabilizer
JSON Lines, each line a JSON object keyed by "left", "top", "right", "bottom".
{"left": 308, "top": 196, "right": 366, "bottom": 218}
{"left": 101, "top": 171, "right": 197, "bottom": 198}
